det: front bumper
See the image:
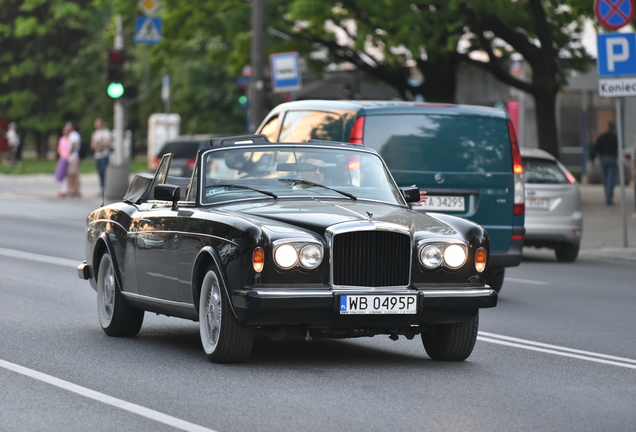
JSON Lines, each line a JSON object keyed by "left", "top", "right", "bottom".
{"left": 77, "top": 261, "right": 92, "bottom": 280}
{"left": 232, "top": 285, "right": 497, "bottom": 326}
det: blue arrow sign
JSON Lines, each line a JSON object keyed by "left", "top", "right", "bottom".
{"left": 134, "top": 16, "right": 162, "bottom": 44}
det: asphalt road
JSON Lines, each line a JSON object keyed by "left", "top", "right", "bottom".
{"left": 1, "top": 196, "right": 635, "bottom": 432}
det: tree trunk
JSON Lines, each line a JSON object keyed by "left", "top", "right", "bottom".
{"left": 415, "top": 55, "right": 458, "bottom": 103}
{"left": 533, "top": 89, "right": 560, "bottom": 160}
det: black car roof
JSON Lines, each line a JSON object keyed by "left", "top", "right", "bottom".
{"left": 264, "top": 99, "right": 509, "bottom": 119}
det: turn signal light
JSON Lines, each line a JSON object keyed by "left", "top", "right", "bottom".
{"left": 253, "top": 247, "right": 264, "bottom": 273}
{"left": 475, "top": 247, "right": 487, "bottom": 273}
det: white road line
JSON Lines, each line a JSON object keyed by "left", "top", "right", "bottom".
{"left": 0, "top": 359, "right": 218, "bottom": 432}
{"left": 478, "top": 332, "right": 636, "bottom": 370}
{"left": 504, "top": 277, "right": 549, "bottom": 285}
{"left": 0, "top": 247, "right": 78, "bottom": 268}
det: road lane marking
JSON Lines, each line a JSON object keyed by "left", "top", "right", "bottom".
{"left": 0, "top": 359, "right": 219, "bottom": 432}
{"left": 0, "top": 247, "right": 78, "bottom": 268}
{"left": 478, "top": 332, "right": 636, "bottom": 370}
{"left": 505, "top": 277, "right": 549, "bottom": 285}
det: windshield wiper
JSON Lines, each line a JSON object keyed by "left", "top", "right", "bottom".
{"left": 278, "top": 178, "right": 357, "bottom": 200}
{"left": 206, "top": 183, "right": 278, "bottom": 199}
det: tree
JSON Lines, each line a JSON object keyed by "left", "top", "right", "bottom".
{"left": 0, "top": 0, "right": 93, "bottom": 157}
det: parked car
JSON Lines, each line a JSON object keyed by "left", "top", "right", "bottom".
{"left": 150, "top": 135, "right": 218, "bottom": 177}
{"left": 78, "top": 134, "right": 496, "bottom": 363}
{"left": 521, "top": 148, "right": 582, "bottom": 262}
{"left": 257, "top": 100, "right": 525, "bottom": 292}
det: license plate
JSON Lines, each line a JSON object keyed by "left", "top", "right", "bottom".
{"left": 526, "top": 197, "right": 551, "bottom": 210}
{"left": 416, "top": 195, "right": 465, "bottom": 211}
{"left": 339, "top": 294, "right": 417, "bottom": 314}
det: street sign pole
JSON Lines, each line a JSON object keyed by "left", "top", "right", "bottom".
{"left": 105, "top": 15, "right": 130, "bottom": 200}
{"left": 615, "top": 97, "right": 628, "bottom": 247}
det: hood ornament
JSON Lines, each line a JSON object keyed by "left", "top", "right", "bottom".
{"left": 366, "top": 211, "right": 373, "bottom": 220}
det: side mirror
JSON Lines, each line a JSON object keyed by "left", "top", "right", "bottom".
{"left": 400, "top": 186, "right": 420, "bottom": 203}
{"left": 155, "top": 184, "right": 180, "bottom": 210}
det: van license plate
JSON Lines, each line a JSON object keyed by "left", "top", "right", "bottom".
{"left": 417, "top": 196, "right": 465, "bottom": 211}
{"left": 340, "top": 294, "right": 417, "bottom": 314}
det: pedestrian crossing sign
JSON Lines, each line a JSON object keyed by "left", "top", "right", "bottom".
{"left": 134, "top": 16, "right": 162, "bottom": 44}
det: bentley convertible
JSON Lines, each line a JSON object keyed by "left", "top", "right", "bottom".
{"left": 78, "top": 134, "right": 496, "bottom": 363}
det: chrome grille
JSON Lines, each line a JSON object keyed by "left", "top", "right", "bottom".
{"left": 332, "top": 230, "right": 411, "bottom": 287}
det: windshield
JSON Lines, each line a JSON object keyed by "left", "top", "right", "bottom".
{"left": 198, "top": 146, "right": 405, "bottom": 205}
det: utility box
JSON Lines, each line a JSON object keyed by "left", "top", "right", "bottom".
{"left": 147, "top": 113, "right": 180, "bottom": 165}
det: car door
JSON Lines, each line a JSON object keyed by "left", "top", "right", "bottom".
{"left": 134, "top": 207, "right": 181, "bottom": 301}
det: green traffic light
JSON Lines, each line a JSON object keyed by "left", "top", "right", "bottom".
{"left": 107, "top": 82, "right": 125, "bottom": 99}
{"left": 238, "top": 95, "right": 248, "bottom": 104}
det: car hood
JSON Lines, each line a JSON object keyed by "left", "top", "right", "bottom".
{"left": 215, "top": 198, "right": 464, "bottom": 238}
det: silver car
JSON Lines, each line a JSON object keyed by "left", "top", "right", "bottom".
{"left": 521, "top": 148, "right": 583, "bottom": 262}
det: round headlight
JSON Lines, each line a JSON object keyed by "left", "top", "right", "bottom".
{"left": 274, "top": 244, "right": 298, "bottom": 269}
{"left": 444, "top": 244, "right": 467, "bottom": 268}
{"left": 299, "top": 244, "right": 322, "bottom": 269}
{"left": 420, "top": 245, "right": 443, "bottom": 269}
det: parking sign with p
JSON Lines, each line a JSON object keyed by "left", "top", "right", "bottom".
{"left": 597, "top": 33, "right": 636, "bottom": 76}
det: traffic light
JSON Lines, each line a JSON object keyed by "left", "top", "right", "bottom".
{"left": 107, "top": 50, "right": 125, "bottom": 99}
{"left": 237, "top": 88, "right": 250, "bottom": 110}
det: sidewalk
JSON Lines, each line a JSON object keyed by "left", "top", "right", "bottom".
{"left": 2, "top": 173, "right": 636, "bottom": 261}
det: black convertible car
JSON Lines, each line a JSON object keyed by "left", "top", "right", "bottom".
{"left": 78, "top": 134, "right": 496, "bottom": 363}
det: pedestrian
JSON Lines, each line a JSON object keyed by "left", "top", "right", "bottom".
{"left": 54, "top": 124, "right": 70, "bottom": 197}
{"left": 6, "top": 122, "right": 20, "bottom": 166}
{"left": 66, "top": 121, "right": 82, "bottom": 197}
{"left": 90, "top": 118, "right": 112, "bottom": 195}
{"left": 591, "top": 121, "right": 618, "bottom": 205}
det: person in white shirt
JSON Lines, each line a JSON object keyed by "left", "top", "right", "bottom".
{"left": 6, "top": 122, "right": 20, "bottom": 166}
{"left": 66, "top": 121, "right": 82, "bottom": 197}
{"left": 90, "top": 118, "right": 112, "bottom": 194}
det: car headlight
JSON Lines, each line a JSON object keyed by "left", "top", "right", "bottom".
{"left": 444, "top": 244, "right": 467, "bottom": 268}
{"left": 420, "top": 244, "right": 443, "bottom": 269}
{"left": 419, "top": 242, "right": 468, "bottom": 269}
{"left": 274, "top": 244, "right": 297, "bottom": 269}
{"left": 299, "top": 244, "right": 322, "bottom": 269}
{"left": 273, "top": 242, "right": 323, "bottom": 270}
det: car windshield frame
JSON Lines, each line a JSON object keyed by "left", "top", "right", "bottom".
{"left": 193, "top": 143, "right": 407, "bottom": 207}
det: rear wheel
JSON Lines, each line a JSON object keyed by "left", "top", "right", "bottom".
{"left": 555, "top": 243, "right": 579, "bottom": 262}
{"left": 199, "top": 265, "right": 254, "bottom": 363}
{"left": 96, "top": 253, "right": 144, "bottom": 336}
{"left": 486, "top": 267, "right": 505, "bottom": 293}
{"left": 421, "top": 313, "right": 479, "bottom": 361}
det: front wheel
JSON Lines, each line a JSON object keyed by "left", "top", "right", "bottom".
{"left": 421, "top": 312, "right": 479, "bottom": 361}
{"left": 96, "top": 253, "right": 144, "bottom": 336}
{"left": 199, "top": 266, "right": 254, "bottom": 363}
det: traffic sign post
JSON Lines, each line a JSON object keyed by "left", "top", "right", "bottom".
{"left": 596, "top": 30, "right": 634, "bottom": 247}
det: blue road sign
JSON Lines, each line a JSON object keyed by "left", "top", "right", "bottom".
{"left": 595, "top": 0, "right": 635, "bottom": 30}
{"left": 269, "top": 52, "right": 301, "bottom": 93}
{"left": 597, "top": 33, "right": 636, "bottom": 76}
{"left": 134, "top": 16, "right": 162, "bottom": 44}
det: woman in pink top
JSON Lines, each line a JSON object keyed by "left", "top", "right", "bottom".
{"left": 55, "top": 124, "right": 71, "bottom": 197}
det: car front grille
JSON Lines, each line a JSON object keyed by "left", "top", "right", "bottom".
{"left": 332, "top": 230, "right": 411, "bottom": 287}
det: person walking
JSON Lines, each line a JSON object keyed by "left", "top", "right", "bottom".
{"left": 54, "top": 125, "right": 70, "bottom": 197}
{"left": 591, "top": 121, "right": 618, "bottom": 205}
{"left": 66, "top": 121, "right": 82, "bottom": 197}
{"left": 6, "top": 122, "right": 20, "bottom": 166}
{"left": 90, "top": 118, "right": 112, "bottom": 195}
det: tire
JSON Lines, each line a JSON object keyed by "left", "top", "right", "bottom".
{"left": 421, "top": 312, "right": 479, "bottom": 361}
{"left": 555, "top": 243, "right": 579, "bottom": 262}
{"left": 199, "top": 266, "right": 255, "bottom": 363}
{"left": 96, "top": 253, "right": 144, "bottom": 337}
{"left": 486, "top": 267, "right": 505, "bottom": 293}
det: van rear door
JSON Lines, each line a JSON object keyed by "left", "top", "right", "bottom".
{"left": 363, "top": 113, "right": 515, "bottom": 254}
